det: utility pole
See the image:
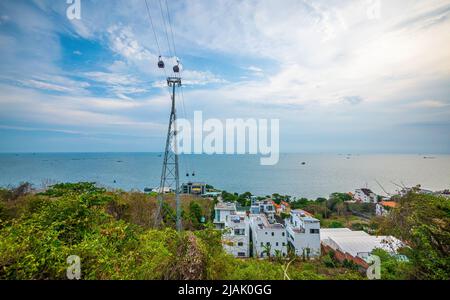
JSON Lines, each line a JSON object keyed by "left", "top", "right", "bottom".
{"left": 155, "top": 76, "right": 182, "bottom": 231}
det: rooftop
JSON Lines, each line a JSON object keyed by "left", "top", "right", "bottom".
{"left": 380, "top": 201, "right": 398, "bottom": 208}
{"left": 281, "top": 201, "right": 290, "bottom": 207}
{"left": 321, "top": 228, "right": 404, "bottom": 257}
{"left": 291, "top": 209, "right": 317, "bottom": 221}
{"left": 251, "top": 214, "right": 285, "bottom": 230}
{"left": 225, "top": 213, "right": 247, "bottom": 227}
{"left": 359, "top": 188, "right": 374, "bottom": 196}
{"left": 215, "top": 202, "right": 237, "bottom": 211}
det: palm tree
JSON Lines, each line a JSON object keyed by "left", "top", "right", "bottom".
{"left": 262, "top": 244, "right": 272, "bottom": 258}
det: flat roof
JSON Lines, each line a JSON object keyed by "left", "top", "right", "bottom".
{"left": 291, "top": 209, "right": 319, "bottom": 222}
{"left": 321, "top": 228, "right": 404, "bottom": 257}
{"left": 250, "top": 214, "right": 284, "bottom": 230}
{"left": 215, "top": 202, "right": 237, "bottom": 210}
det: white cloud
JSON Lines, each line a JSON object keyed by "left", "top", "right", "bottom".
{"left": 408, "top": 100, "right": 449, "bottom": 109}
{"left": 17, "top": 75, "right": 90, "bottom": 94}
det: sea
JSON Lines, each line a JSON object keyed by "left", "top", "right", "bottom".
{"left": 0, "top": 153, "right": 449, "bottom": 199}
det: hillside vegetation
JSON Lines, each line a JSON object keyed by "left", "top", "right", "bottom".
{"left": 1, "top": 182, "right": 448, "bottom": 280}
{"left": 0, "top": 182, "right": 362, "bottom": 280}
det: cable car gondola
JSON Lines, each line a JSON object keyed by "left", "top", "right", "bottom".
{"left": 173, "top": 60, "right": 180, "bottom": 73}
{"left": 158, "top": 56, "right": 165, "bottom": 68}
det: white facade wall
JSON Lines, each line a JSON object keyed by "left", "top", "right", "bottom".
{"left": 285, "top": 211, "right": 321, "bottom": 257}
{"left": 354, "top": 189, "right": 377, "bottom": 203}
{"left": 214, "top": 202, "right": 237, "bottom": 229}
{"left": 223, "top": 213, "right": 250, "bottom": 258}
{"left": 375, "top": 203, "right": 386, "bottom": 216}
{"left": 250, "top": 215, "right": 288, "bottom": 258}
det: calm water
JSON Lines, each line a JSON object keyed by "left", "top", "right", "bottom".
{"left": 0, "top": 153, "right": 449, "bottom": 199}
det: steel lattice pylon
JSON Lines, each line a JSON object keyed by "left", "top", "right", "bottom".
{"left": 154, "top": 76, "right": 182, "bottom": 231}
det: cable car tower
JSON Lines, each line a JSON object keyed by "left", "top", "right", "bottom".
{"left": 154, "top": 59, "right": 183, "bottom": 231}
{"left": 144, "top": 0, "right": 189, "bottom": 232}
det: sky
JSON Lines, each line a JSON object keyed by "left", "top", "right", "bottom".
{"left": 0, "top": 0, "right": 449, "bottom": 153}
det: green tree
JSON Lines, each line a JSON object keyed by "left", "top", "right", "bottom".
{"left": 379, "top": 191, "right": 450, "bottom": 279}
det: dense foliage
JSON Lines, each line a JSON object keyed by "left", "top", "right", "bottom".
{"left": 377, "top": 190, "right": 450, "bottom": 280}
{"left": 0, "top": 183, "right": 363, "bottom": 280}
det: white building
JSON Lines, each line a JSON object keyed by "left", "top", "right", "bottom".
{"left": 375, "top": 201, "right": 397, "bottom": 216}
{"left": 222, "top": 212, "right": 250, "bottom": 258}
{"left": 354, "top": 188, "right": 377, "bottom": 203}
{"left": 285, "top": 210, "right": 321, "bottom": 258}
{"left": 148, "top": 186, "right": 172, "bottom": 193}
{"left": 213, "top": 202, "right": 237, "bottom": 229}
{"left": 249, "top": 214, "right": 288, "bottom": 258}
{"left": 320, "top": 228, "right": 404, "bottom": 261}
{"left": 250, "top": 198, "right": 276, "bottom": 223}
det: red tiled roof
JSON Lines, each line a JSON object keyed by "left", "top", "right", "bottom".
{"left": 380, "top": 201, "right": 398, "bottom": 208}
{"left": 281, "top": 201, "right": 290, "bottom": 207}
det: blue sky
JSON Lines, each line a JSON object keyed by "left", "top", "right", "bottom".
{"left": 0, "top": 0, "right": 449, "bottom": 153}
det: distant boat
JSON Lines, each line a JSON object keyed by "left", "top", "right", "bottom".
{"left": 301, "top": 162, "right": 306, "bottom": 165}
{"left": 144, "top": 187, "right": 153, "bottom": 192}
{"left": 423, "top": 156, "right": 436, "bottom": 159}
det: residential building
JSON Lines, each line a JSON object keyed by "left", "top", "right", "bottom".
{"left": 201, "top": 191, "right": 221, "bottom": 198}
{"left": 280, "top": 201, "right": 291, "bottom": 214}
{"left": 285, "top": 209, "right": 321, "bottom": 258}
{"left": 249, "top": 214, "right": 288, "bottom": 258}
{"left": 148, "top": 186, "right": 172, "bottom": 193}
{"left": 250, "top": 198, "right": 276, "bottom": 223}
{"left": 354, "top": 188, "right": 377, "bottom": 203}
{"left": 213, "top": 202, "right": 237, "bottom": 229}
{"left": 375, "top": 201, "right": 398, "bottom": 216}
{"left": 436, "top": 190, "right": 450, "bottom": 199}
{"left": 181, "top": 182, "right": 206, "bottom": 195}
{"left": 222, "top": 212, "right": 250, "bottom": 258}
{"left": 272, "top": 201, "right": 281, "bottom": 214}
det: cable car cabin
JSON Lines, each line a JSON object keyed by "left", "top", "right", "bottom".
{"left": 173, "top": 64, "right": 180, "bottom": 73}
{"left": 158, "top": 56, "right": 164, "bottom": 68}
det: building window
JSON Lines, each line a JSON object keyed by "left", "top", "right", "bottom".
{"left": 282, "top": 232, "right": 285, "bottom": 237}
{"left": 276, "top": 242, "right": 279, "bottom": 246}
{"left": 266, "top": 242, "right": 270, "bottom": 246}
{"left": 310, "top": 229, "right": 319, "bottom": 234}
{"left": 282, "top": 242, "right": 286, "bottom": 246}
{"left": 261, "top": 242, "right": 263, "bottom": 247}
{"left": 234, "top": 229, "right": 245, "bottom": 236}
{"left": 238, "top": 242, "right": 243, "bottom": 247}
{"left": 238, "top": 252, "right": 246, "bottom": 257}
{"left": 271, "top": 232, "right": 274, "bottom": 236}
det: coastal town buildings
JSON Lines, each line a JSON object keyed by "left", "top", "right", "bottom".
{"left": 249, "top": 213, "right": 287, "bottom": 258}
{"left": 285, "top": 209, "right": 321, "bottom": 257}
{"left": 250, "top": 198, "right": 276, "bottom": 223}
{"left": 181, "top": 182, "right": 206, "bottom": 195}
{"left": 354, "top": 188, "right": 377, "bottom": 203}
{"left": 213, "top": 202, "right": 237, "bottom": 229}
{"left": 375, "top": 201, "right": 398, "bottom": 216}
{"left": 222, "top": 212, "right": 250, "bottom": 257}
{"left": 280, "top": 201, "right": 291, "bottom": 214}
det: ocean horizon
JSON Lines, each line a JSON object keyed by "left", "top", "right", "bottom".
{"left": 1, "top": 152, "right": 449, "bottom": 199}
